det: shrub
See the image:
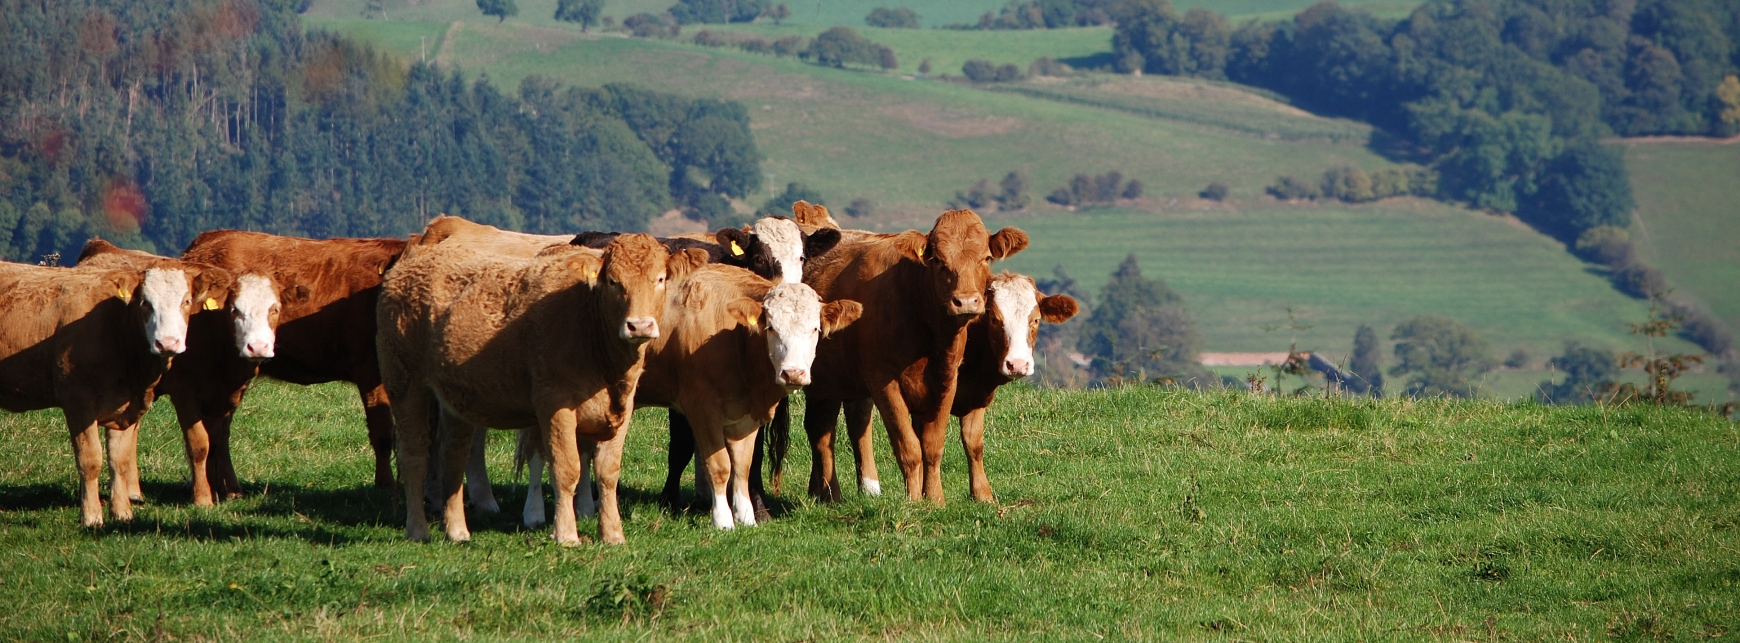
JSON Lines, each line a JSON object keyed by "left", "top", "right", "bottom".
{"left": 962, "top": 59, "right": 997, "bottom": 82}
{"left": 865, "top": 7, "right": 919, "bottom": 28}
{"left": 918, "top": 58, "right": 932, "bottom": 75}
{"left": 1199, "top": 181, "right": 1229, "bottom": 201}
{"left": 624, "top": 12, "right": 679, "bottom": 38}
{"left": 845, "top": 198, "right": 874, "bottom": 218}
{"left": 997, "top": 171, "right": 1030, "bottom": 210}
{"left": 1669, "top": 300, "right": 1736, "bottom": 357}
{"left": 878, "top": 46, "right": 898, "bottom": 71}
{"left": 1573, "top": 225, "right": 1633, "bottom": 266}
{"left": 1348, "top": 323, "right": 1384, "bottom": 396}
{"left": 738, "top": 38, "right": 773, "bottom": 54}
{"left": 758, "top": 182, "right": 824, "bottom": 217}
{"left": 1122, "top": 179, "right": 1144, "bottom": 199}
{"left": 669, "top": 0, "right": 767, "bottom": 24}
{"left": 1029, "top": 56, "right": 1072, "bottom": 77}
{"left": 1093, "top": 171, "right": 1124, "bottom": 202}
{"left": 1537, "top": 342, "right": 1617, "bottom": 404}
{"left": 951, "top": 179, "right": 995, "bottom": 210}
{"left": 1612, "top": 262, "right": 1669, "bottom": 299}
{"left": 994, "top": 63, "right": 1023, "bottom": 82}
{"left": 692, "top": 29, "right": 727, "bottom": 47}
{"left": 1049, "top": 171, "right": 1134, "bottom": 207}
{"left": 1320, "top": 166, "right": 1375, "bottom": 202}
{"left": 1503, "top": 349, "right": 1529, "bottom": 369}
{"left": 1389, "top": 315, "right": 1495, "bottom": 398}
{"left": 1267, "top": 175, "right": 1318, "bottom": 200}
{"left": 804, "top": 27, "right": 886, "bottom": 68}
{"left": 771, "top": 35, "right": 807, "bottom": 57}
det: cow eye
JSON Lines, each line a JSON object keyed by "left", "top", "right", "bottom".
{"left": 984, "top": 255, "right": 992, "bottom": 262}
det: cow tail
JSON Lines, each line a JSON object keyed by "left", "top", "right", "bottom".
{"left": 768, "top": 396, "right": 791, "bottom": 494}
{"left": 512, "top": 429, "right": 533, "bottom": 484}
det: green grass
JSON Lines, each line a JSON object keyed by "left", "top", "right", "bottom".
{"left": 690, "top": 23, "right": 1116, "bottom": 76}
{"left": 2, "top": 380, "right": 1737, "bottom": 639}
{"left": 1622, "top": 140, "right": 1740, "bottom": 341}
{"left": 988, "top": 77, "right": 1371, "bottom": 141}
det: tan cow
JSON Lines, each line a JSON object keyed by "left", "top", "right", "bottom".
{"left": 795, "top": 209, "right": 1027, "bottom": 504}
{"left": 378, "top": 225, "right": 702, "bottom": 544}
{"left": 521, "top": 265, "right": 861, "bottom": 529}
{"left": 75, "top": 239, "right": 288, "bottom": 508}
{"left": 0, "top": 253, "right": 231, "bottom": 526}
{"left": 950, "top": 272, "right": 1078, "bottom": 502}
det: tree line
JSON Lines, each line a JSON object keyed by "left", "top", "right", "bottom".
{"left": 0, "top": 0, "right": 763, "bottom": 263}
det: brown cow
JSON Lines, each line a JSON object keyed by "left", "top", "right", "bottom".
{"left": 949, "top": 272, "right": 1078, "bottom": 502}
{"left": 796, "top": 209, "right": 1027, "bottom": 504}
{"left": 172, "top": 231, "right": 407, "bottom": 495}
{"left": 521, "top": 265, "right": 861, "bottom": 529}
{"left": 0, "top": 255, "right": 231, "bottom": 526}
{"left": 75, "top": 239, "right": 291, "bottom": 508}
{"left": 378, "top": 226, "right": 703, "bottom": 544}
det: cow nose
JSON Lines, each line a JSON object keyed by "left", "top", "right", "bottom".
{"left": 245, "top": 340, "right": 274, "bottom": 360}
{"left": 1004, "top": 358, "right": 1033, "bottom": 378}
{"left": 952, "top": 294, "right": 983, "bottom": 315}
{"left": 622, "top": 317, "right": 660, "bottom": 342}
{"left": 780, "top": 368, "right": 810, "bottom": 387}
{"left": 154, "top": 338, "right": 185, "bottom": 355}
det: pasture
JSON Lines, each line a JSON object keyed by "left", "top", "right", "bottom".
{"left": 2, "top": 380, "right": 1736, "bottom": 639}
{"left": 1623, "top": 139, "right": 1740, "bottom": 346}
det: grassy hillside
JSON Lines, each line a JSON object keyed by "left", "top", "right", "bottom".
{"left": 293, "top": 14, "right": 1724, "bottom": 399}
{"left": 1, "top": 381, "right": 1736, "bottom": 639}
{"left": 1622, "top": 140, "right": 1740, "bottom": 342}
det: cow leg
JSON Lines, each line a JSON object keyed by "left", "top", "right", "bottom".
{"left": 544, "top": 408, "right": 585, "bottom": 546}
{"left": 687, "top": 413, "right": 734, "bottom": 529}
{"left": 66, "top": 414, "right": 105, "bottom": 528}
{"left": 802, "top": 397, "right": 843, "bottom": 502}
{"left": 748, "top": 424, "right": 770, "bottom": 522}
{"left": 392, "top": 387, "right": 435, "bottom": 542}
{"left": 591, "top": 427, "right": 628, "bottom": 545}
{"left": 522, "top": 447, "right": 546, "bottom": 528}
{"left": 726, "top": 422, "right": 760, "bottom": 527}
{"left": 105, "top": 426, "right": 137, "bottom": 521}
{"left": 173, "top": 398, "right": 217, "bottom": 507}
{"left": 465, "top": 426, "right": 499, "bottom": 513}
{"left": 436, "top": 411, "right": 473, "bottom": 543}
{"left": 576, "top": 448, "right": 597, "bottom": 518}
{"left": 869, "top": 384, "right": 924, "bottom": 502}
{"left": 915, "top": 404, "right": 952, "bottom": 505}
{"left": 660, "top": 411, "right": 696, "bottom": 510}
{"left": 358, "top": 382, "right": 396, "bottom": 488}
{"left": 204, "top": 412, "right": 242, "bottom": 500}
{"left": 960, "top": 408, "right": 994, "bottom": 503}
{"left": 843, "top": 398, "right": 880, "bottom": 496}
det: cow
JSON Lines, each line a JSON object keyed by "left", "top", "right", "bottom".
{"left": 520, "top": 265, "right": 861, "bottom": 529}
{"left": 377, "top": 224, "right": 703, "bottom": 544}
{"left": 791, "top": 209, "right": 1027, "bottom": 504}
{"left": 168, "top": 231, "right": 407, "bottom": 496}
{"left": 949, "top": 272, "right": 1078, "bottom": 502}
{"left": 0, "top": 253, "right": 231, "bottom": 526}
{"left": 74, "top": 239, "right": 292, "bottom": 508}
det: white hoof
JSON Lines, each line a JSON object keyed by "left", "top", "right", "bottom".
{"left": 711, "top": 493, "right": 735, "bottom": 530}
{"left": 861, "top": 478, "right": 882, "bottom": 496}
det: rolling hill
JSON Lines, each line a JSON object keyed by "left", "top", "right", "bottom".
{"left": 299, "top": 2, "right": 1725, "bottom": 400}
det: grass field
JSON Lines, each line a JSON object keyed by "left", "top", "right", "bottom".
{"left": 1622, "top": 139, "right": 1740, "bottom": 344}
{"left": 292, "top": 14, "right": 1723, "bottom": 397}
{"left": 1, "top": 380, "right": 1736, "bottom": 639}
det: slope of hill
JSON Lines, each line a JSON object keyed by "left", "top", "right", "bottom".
{"left": 298, "top": 13, "right": 1722, "bottom": 399}
{"left": 1623, "top": 139, "right": 1740, "bottom": 344}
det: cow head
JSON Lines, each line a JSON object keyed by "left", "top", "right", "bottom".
{"left": 715, "top": 217, "right": 841, "bottom": 285}
{"left": 791, "top": 200, "right": 840, "bottom": 231}
{"left": 986, "top": 273, "right": 1079, "bottom": 379}
{"left": 599, "top": 234, "right": 705, "bottom": 344}
{"left": 731, "top": 282, "right": 862, "bottom": 391}
{"left": 227, "top": 274, "right": 306, "bottom": 362}
{"left": 899, "top": 209, "right": 1028, "bottom": 319}
{"left": 139, "top": 265, "right": 234, "bottom": 356}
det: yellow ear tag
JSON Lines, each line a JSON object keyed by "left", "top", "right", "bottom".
{"left": 746, "top": 316, "right": 758, "bottom": 329}
{"left": 730, "top": 240, "right": 744, "bottom": 256}
{"left": 915, "top": 245, "right": 924, "bottom": 258}
{"left": 204, "top": 297, "right": 222, "bottom": 311}
{"left": 117, "top": 288, "right": 130, "bottom": 302}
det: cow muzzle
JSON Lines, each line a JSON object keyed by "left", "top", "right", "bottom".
{"left": 153, "top": 337, "right": 186, "bottom": 356}
{"left": 949, "top": 294, "right": 984, "bottom": 317}
{"left": 1002, "top": 358, "right": 1033, "bottom": 379}
{"left": 779, "top": 368, "right": 810, "bottom": 389}
{"left": 243, "top": 339, "right": 275, "bottom": 361}
{"left": 621, "top": 317, "right": 660, "bottom": 343}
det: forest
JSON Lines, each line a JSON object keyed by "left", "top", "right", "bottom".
{"left": 0, "top": 0, "right": 764, "bottom": 262}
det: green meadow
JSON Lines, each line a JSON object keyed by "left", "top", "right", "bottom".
{"left": 1623, "top": 140, "right": 1740, "bottom": 342}
{"left": 2, "top": 381, "right": 1736, "bottom": 640}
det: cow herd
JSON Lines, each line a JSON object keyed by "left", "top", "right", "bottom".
{"left": 0, "top": 203, "right": 1078, "bottom": 545}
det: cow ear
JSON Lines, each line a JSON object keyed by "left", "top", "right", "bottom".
{"left": 77, "top": 238, "right": 120, "bottom": 264}
{"left": 794, "top": 200, "right": 839, "bottom": 229}
{"left": 192, "top": 268, "right": 234, "bottom": 303}
{"left": 1038, "top": 294, "right": 1079, "bottom": 323}
{"left": 803, "top": 227, "right": 841, "bottom": 258}
{"left": 108, "top": 273, "right": 137, "bottom": 303}
{"left": 282, "top": 284, "right": 311, "bottom": 306}
{"left": 894, "top": 230, "right": 928, "bottom": 262}
{"left": 726, "top": 298, "right": 763, "bottom": 330}
{"left": 820, "top": 299, "right": 863, "bottom": 337}
{"left": 715, "top": 228, "right": 751, "bottom": 260}
{"left": 989, "top": 227, "right": 1029, "bottom": 260}
{"left": 572, "top": 231, "right": 613, "bottom": 248}
{"left": 667, "top": 247, "right": 709, "bottom": 282}
{"left": 569, "top": 254, "right": 604, "bottom": 285}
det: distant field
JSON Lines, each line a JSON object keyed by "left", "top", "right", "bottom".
{"left": 1622, "top": 139, "right": 1740, "bottom": 344}
{"left": 2, "top": 381, "right": 1735, "bottom": 639}
{"left": 686, "top": 23, "right": 1116, "bottom": 77}
{"left": 985, "top": 202, "right": 1702, "bottom": 363}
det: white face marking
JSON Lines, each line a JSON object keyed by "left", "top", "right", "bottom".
{"left": 231, "top": 275, "right": 280, "bottom": 361}
{"left": 753, "top": 217, "right": 805, "bottom": 284}
{"left": 141, "top": 268, "right": 191, "bottom": 356}
{"left": 990, "top": 276, "right": 1040, "bottom": 379}
{"left": 759, "top": 282, "right": 824, "bottom": 388}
